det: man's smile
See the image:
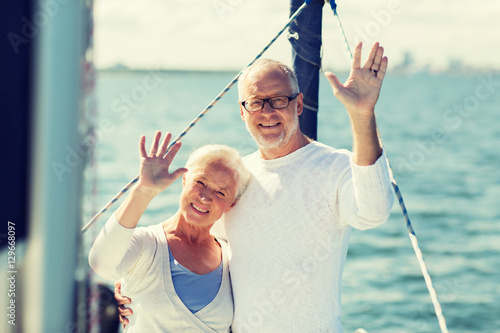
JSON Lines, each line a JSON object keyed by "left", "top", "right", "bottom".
{"left": 259, "top": 122, "right": 281, "bottom": 128}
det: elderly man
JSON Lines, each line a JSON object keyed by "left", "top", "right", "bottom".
{"left": 216, "top": 41, "right": 394, "bottom": 332}
{"left": 117, "top": 42, "right": 394, "bottom": 332}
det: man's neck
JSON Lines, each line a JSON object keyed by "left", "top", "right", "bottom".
{"left": 259, "top": 133, "right": 312, "bottom": 160}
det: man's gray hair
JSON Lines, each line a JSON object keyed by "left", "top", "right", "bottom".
{"left": 186, "top": 145, "right": 251, "bottom": 201}
{"left": 238, "top": 58, "right": 300, "bottom": 100}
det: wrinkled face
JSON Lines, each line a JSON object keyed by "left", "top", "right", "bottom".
{"left": 179, "top": 161, "right": 238, "bottom": 228}
{"left": 239, "top": 67, "right": 302, "bottom": 151}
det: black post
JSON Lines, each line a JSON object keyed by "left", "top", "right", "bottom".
{"left": 1, "top": 0, "right": 32, "bottom": 249}
{"left": 289, "top": 0, "right": 324, "bottom": 140}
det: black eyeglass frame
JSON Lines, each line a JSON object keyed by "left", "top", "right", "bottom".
{"left": 240, "top": 93, "right": 300, "bottom": 112}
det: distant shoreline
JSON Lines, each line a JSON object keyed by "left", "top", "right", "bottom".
{"left": 97, "top": 66, "right": 500, "bottom": 77}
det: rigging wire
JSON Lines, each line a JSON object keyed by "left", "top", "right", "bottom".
{"left": 328, "top": 1, "right": 450, "bottom": 332}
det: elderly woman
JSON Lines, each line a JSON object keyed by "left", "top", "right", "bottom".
{"left": 89, "top": 131, "right": 250, "bottom": 332}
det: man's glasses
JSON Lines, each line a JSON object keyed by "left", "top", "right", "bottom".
{"left": 240, "top": 93, "right": 299, "bottom": 112}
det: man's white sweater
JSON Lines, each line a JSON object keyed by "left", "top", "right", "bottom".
{"left": 215, "top": 141, "right": 394, "bottom": 332}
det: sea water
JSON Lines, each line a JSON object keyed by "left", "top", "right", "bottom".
{"left": 86, "top": 70, "right": 500, "bottom": 332}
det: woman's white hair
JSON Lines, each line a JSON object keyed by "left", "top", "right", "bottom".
{"left": 237, "top": 58, "right": 300, "bottom": 100}
{"left": 185, "top": 144, "right": 251, "bottom": 201}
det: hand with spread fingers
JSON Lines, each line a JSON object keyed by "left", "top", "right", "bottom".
{"left": 136, "top": 131, "right": 188, "bottom": 198}
{"left": 324, "top": 41, "right": 388, "bottom": 118}
{"left": 112, "top": 131, "right": 187, "bottom": 229}
{"left": 324, "top": 41, "right": 388, "bottom": 166}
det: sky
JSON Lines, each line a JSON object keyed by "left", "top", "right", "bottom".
{"left": 93, "top": 0, "right": 500, "bottom": 72}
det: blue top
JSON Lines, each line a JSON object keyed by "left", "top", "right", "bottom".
{"left": 168, "top": 247, "right": 223, "bottom": 313}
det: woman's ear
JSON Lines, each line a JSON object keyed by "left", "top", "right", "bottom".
{"left": 225, "top": 200, "right": 237, "bottom": 212}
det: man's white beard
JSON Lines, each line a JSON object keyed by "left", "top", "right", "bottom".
{"left": 246, "top": 115, "right": 299, "bottom": 151}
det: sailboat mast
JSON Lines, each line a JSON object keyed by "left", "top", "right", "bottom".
{"left": 289, "top": 0, "right": 324, "bottom": 140}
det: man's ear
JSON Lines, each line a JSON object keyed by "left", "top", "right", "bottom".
{"left": 296, "top": 92, "right": 304, "bottom": 116}
{"left": 182, "top": 173, "right": 187, "bottom": 187}
{"left": 240, "top": 103, "right": 246, "bottom": 121}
